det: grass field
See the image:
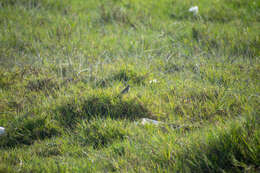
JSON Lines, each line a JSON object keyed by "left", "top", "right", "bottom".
{"left": 0, "top": 0, "right": 259, "bottom": 172}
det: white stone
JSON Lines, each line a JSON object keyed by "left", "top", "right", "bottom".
{"left": 141, "top": 118, "right": 162, "bottom": 125}
{"left": 189, "top": 6, "right": 199, "bottom": 15}
{"left": 149, "top": 79, "right": 158, "bottom": 84}
{"left": 0, "top": 127, "right": 5, "bottom": 135}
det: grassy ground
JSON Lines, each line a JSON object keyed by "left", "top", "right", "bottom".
{"left": 0, "top": 0, "right": 259, "bottom": 172}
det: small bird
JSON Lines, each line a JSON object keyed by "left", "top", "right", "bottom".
{"left": 119, "top": 85, "right": 130, "bottom": 96}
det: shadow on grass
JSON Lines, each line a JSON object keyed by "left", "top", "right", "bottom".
{"left": 57, "top": 94, "right": 151, "bottom": 128}
{"left": 0, "top": 115, "right": 62, "bottom": 148}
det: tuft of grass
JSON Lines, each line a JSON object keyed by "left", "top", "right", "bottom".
{"left": 26, "top": 77, "right": 59, "bottom": 92}
{"left": 75, "top": 118, "right": 131, "bottom": 149}
{"left": 179, "top": 116, "right": 260, "bottom": 172}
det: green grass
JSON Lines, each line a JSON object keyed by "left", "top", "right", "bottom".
{"left": 0, "top": 0, "right": 259, "bottom": 172}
